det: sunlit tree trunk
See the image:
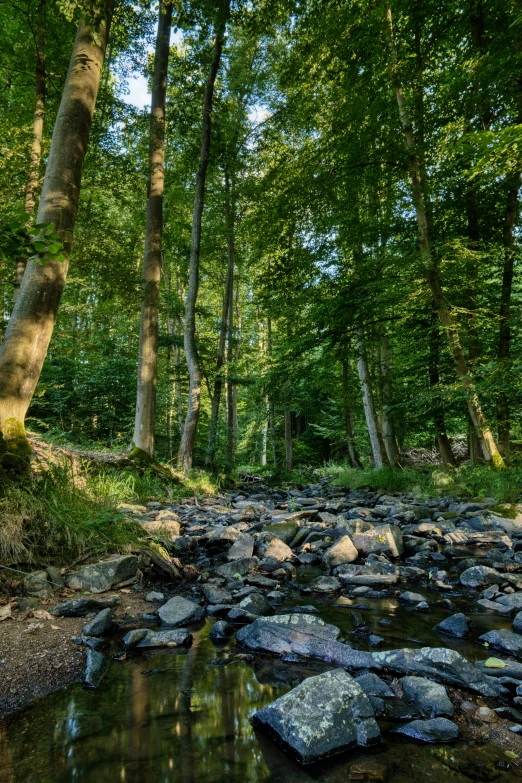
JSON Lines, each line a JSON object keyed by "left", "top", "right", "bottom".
{"left": 342, "top": 358, "right": 362, "bottom": 468}
{"left": 178, "top": 9, "right": 228, "bottom": 472}
{"left": 355, "top": 327, "right": 383, "bottom": 468}
{"left": 260, "top": 401, "right": 268, "bottom": 466}
{"left": 380, "top": 334, "right": 401, "bottom": 466}
{"left": 0, "top": 6, "right": 113, "bottom": 452}
{"left": 131, "top": 0, "right": 172, "bottom": 460}
{"left": 385, "top": 4, "right": 504, "bottom": 468}
{"left": 225, "top": 275, "right": 235, "bottom": 473}
{"left": 14, "top": 0, "right": 46, "bottom": 305}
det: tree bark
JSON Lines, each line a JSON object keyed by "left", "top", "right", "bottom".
{"left": 260, "top": 399, "right": 268, "bottom": 466}
{"left": 342, "top": 359, "right": 362, "bottom": 468}
{"left": 14, "top": 0, "right": 46, "bottom": 304}
{"left": 0, "top": 6, "right": 113, "bottom": 450}
{"left": 178, "top": 9, "right": 228, "bottom": 472}
{"left": 206, "top": 171, "right": 234, "bottom": 469}
{"left": 428, "top": 314, "right": 457, "bottom": 467}
{"left": 225, "top": 271, "right": 235, "bottom": 472}
{"left": 355, "top": 327, "right": 383, "bottom": 468}
{"left": 284, "top": 398, "right": 293, "bottom": 471}
{"left": 385, "top": 4, "right": 505, "bottom": 468}
{"left": 131, "top": 0, "right": 172, "bottom": 459}
{"left": 380, "top": 334, "right": 401, "bottom": 466}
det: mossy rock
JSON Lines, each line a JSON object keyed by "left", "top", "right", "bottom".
{"left": 490, "top": 504, "right": 519, "bottom": 520}
{"left": 263, "top": 521, "right": 298, "bottom": 544}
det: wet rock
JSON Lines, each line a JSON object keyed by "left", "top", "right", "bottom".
{"left": 398, "top": 591, "right": 426, "bottom": 605}
{"left": 476, "top": 599, "right": 512, "bottom": 615}
{"left": 122, "top": 628, "right": 148, "bottom": 648}
{"left": 348, "top": 759, "right": 388, "bottom": 782}
{"left": 209, "top": 620, "right": 233, "bottom": 641}
{"left": 340, "top": 574, "right": 398, "bottom": 587}
{"left": 460, "top": 566, "right": 501, "bottom": 588}
{"left": 158, "top": 596, "right": 205, "bottom": 627}
{"left": 351, "top": 525, "right": 403, "bottom": 558}
{"left": 414, "top": 601, "right": 430, "bottom": 613}
{"left": 238, "top": 593, "right": 274, "bottom": 616}
{"left": 434, "top": 613, "right": 470, "bottom": 638}
{"left": 23, "top": 570, "right": 54, "bottom": 598}
{"left": 237, "top": 614, "right": 345, "bottom": 657}
{"left": 495, "top": 592, "right": 522, "bottom": 612}
{"left": 247, "top": 575, "right": 279, "bottom": 589}
{"left": 136, "top": 629, "right": 191, "bottom": 648}
{"left": 145, "top": 591, "right": 164, "bottom": 602}
{"left": 393, "top": 718, "right": 459, "bottom": 742}
{"left": 51, "top": 596, "right": 120, "bottom": 617}
{"left": 227, "top": 534, "right": 255, "bottom": 561}
{"left": 355, "top": 671, "right": 394, "bottom": 697}
{"left": 284, "top": 605, "right": 319, "bottom": 614}
{"left": 84, "top": 649, "right": 107, "bottom": 688}
{"left": 215, "top": 557, "right": 258, "bottom": 580}
{"left": 67, "top": 555, "right": 139, "bottom": 593}
{"left": 400, "top": 676, "right": 454, "bottom": 717}
{"left": 513, "top": 611, "right": 522, "bottom": 633}
{"left": 251, "top": 669, "right": 381, "bottom": 763}
{"left": 369, "top": 634, "right": 385, "bottom": 647}
{"left": 82, "top": 608, "right": 113, "bottom": 637}
{"left": 227, "top": 607, "right": 259, "bottom": 624}
{"left": 310, "top": 576, "right": 341, "bottom": 593}
{"left": 323, "top": 536, "right": 358, "bottom": 569}
{"left": 475, "top": 659, "right": 522, "bottom": 679}
{"left": 202, "top": 585, "right": 233, "bottom": 604}
{"left": 206, "top": 603, "right": 233, "bottom": 617}
{"left": 478, "top": 629, "right": 522, "bottom": 658}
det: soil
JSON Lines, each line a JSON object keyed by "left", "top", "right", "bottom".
{"left": 0, "top": 588, "right": 155, "bottom": 715}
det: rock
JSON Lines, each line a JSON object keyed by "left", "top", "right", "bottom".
{"left": 251, "top": 669, "right": 380, "bottom": 763}
{"left": 399, "top": 591, "right": 426, "bottom": 605}
{"left": 351, "top": 525, "right": 403, "bottom": 558}
{"left": 215, "top": 557, "right": 258, "bottom": 580}
{"left": 310, "top": 576, "right": 341, "bottom": 593}
{"left": 475, "top": 659, "right": 522, "bottom": 679}
{"left": 202, "top": 585, "right": 233, "bottom": 604}
{"left": 478, "top": 629, "right": 522, "bottom": 658}
{"left": 145, "top": 591, "right": 164, "bottom": 602}
{"left": 475, "top": 706, "right": 498, "bottom": 723}
{"left": 414, "top": 601, "right": 430, "bottom": 613}
{"left": 209, "top": 620, "right": 233, "bottom": 641}
{"left": 255, "top": 533, "right": 294, "bottom": 562}
{"left": 158, "top": 596, "right": 205, "bottom": 627}
{"left": 476, "top": 599, "right": 512, "bottom": 616}
{"left": 140, "top": 518, "right": 180, "bottom": 540}
{"left": 514, "top": 611, "right": 522, "bottom": 633}
{"left": 400, "top": 676, "right": 454, "bottom": 717}
{"left": 236, "top": 614, "right": 345, "bottom": 658}
{"left": 340, "top": 574, "right": 398, "bottom": 587}
{"left": 23, "top": 570, "right": 53, "bottom": 598}
{"left": 51, "top": 596, "right": 120, "bottom": 617}
{"left": 323, "top": 536, "right": 358, "bottom": 569}
{"left": 393, "top": 718, "right": 459, "bottom": 742}
{"left": 66, "top": 555, "right": 139, "bottom": 593}
{"left": 262, "top": 521, "right": 298, "bottom": 543}
{"left": 460, "top": 566, "right": 501, "bottom": 589}
{"left": 349, "top": 760, "right": 388, "bottom": 782}
{"left": 46, "top": 566, "right": 65, "bottom": 588}
{"left": 122, "top": 628, "right": 148, "bottom": 649}
{"left": 369, "top": 634, "right": 385, "bottom": 647}
{"left": 238, "top": 593, "right": 274, "bottom": 616}
{"left": 82, "top": 608, "right": 113, "bottom": 637}
{"left": 434, "top": 613, "right": 470, "bottom": 638}
{"left": 135, "top": 629, "right": 190, "bottom": 648}
{"left": 355, "top": 672, "right": 394, "bottom": 697}
{"left": 84, "top": 649, "right": 106, "bottom": 688}
{"left": 227, "top": 607, "right": 259, "bottom": 624}
{"left": 227, "top": 534, "right": 255, "bottom": 561}
{"left": 495, "top": 592, "right": 522, "bottom": 612}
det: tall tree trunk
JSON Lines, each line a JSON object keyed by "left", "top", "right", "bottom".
{"left": 342, "top": 359, "right": 362, "bottom": 468}
{"left": 355, "top": 327, "right": 383, "bottom": 468}
{"left": 0, "top": 6, "right": 113, "bottom": 451}
{"left": 206, "top": 171, "right": 234, "bottom": 469}
{"left": 380, "top": 335, "right": 401, "bottom": 466}
{"left": 225, "top": 272, "right": 235, "bottom": 473}
{"left": 14, "top": 0, "right": 46, "bottom": 305}
{"left": 428, "top": 314, "right": 457, "bottom": 467}
{"left": 260, "top": 399, "right": 268, "bottom": 466}
{"left": 131, "top": 0, "right": 172, "bottom": 460}
{"left": 178, "top": 9, "right": 227, "bottom": 472}
{"left": 385, "top": 5, "right": 505, "bottom": 468}
{"left": 284, "top": 399, "right": 293, "bottom": 471}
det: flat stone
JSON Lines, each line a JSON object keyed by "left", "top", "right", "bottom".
{"left": 478, "top": 629, "right": 522, "bottom": 658}
{"left": 400, "top": 676, "right": 454, "bottom": 717}
{"left": 158, "top": 596, "right": 205, "bottom": 627}
{"left": 434, "top": 613, "right": 471, "bottom": 638}
{"left": 495, "top": 592, "right": 522, "bottom": 612}
{"left": 227, "top": 534, "right": 255, "bottom": 561}
{"left": 460, "top": 566, "right": 501, "bottom": 589}
{"left": 51, "top": 596, "right": 120, "bottom": 617}
{"left": 238, "top": 593, "right": 274, "bottom": 616}
{"left": 202, "top": 585, "right": 233, "bottom": 604}
{"left": 82, "top": 608, "right": 113, "bottom": 637}
{"left": 236, "top": 614, "right": 344, "bottom": 658}
{"left": 340, "top": 574, "right": 398, "bottom": 587}
{"left": 251, "top": 669, "right": 381, "bottom": 763}
{"left": 393, "top": 718, "right": 459, "bottom": 742}
{"left": 66, "top": 555, "right": 139, "bottom": 593}
{"left": 323, "top": 536, "right": 358, "bottom": 569}
{"left": 84, "top": 649, "right": 106, "bottom": 688}
{"left": 136, "top": 629, "right": 191, "bottom": 648}
{"left": 476, "top": 599, "right": 512, "bottom": 616}
{"left": 351, "top": 525, "right": 403, "bottom": 558}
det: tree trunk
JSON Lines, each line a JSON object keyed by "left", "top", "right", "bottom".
{"left": 355, "top": 327, "right": 383, "bottom": 468}
{"left": 131, "top": 0, "right": 172, "bottom": 460}
{"left": 206, "top": 171, "right": 234, "bottom": 469}
{"left": 428, "top": 314, "right": 457, "bottom": 467}
{"left": 465, "top": 186, "right": 482, "bottom": 462}
{"left": 385, "top": 4, "right": 504, "bottom": 468}
{"left": 342, "top": 359, "right": 362, "bottom": 468}
{"left": 269, "top": 400, "right": 277, "bottom": 468}
{"left": 260, "top": 399, "right": 268, "bottom": 466}
{"left": 225, "top": 260, "right": 235, "bottom": 473}
{"left": 284, "top": 400, "right": 293, "bottom": 471}
{"left": 0, "top": 6, "right": 113, "bottom": 451}
{"left": 14, "top": 0, "right": 46, "bottom": 304}
{"left": 178, "top": 9, "right": 227, "bottom": 472}
{"left": 380, "top": 335, "right": 401, "bottom": 466}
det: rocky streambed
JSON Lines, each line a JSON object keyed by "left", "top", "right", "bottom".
{"left": 2, "top": 479, "right": 522, "bottom": 781}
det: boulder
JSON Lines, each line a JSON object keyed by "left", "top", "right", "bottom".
{"left": 209, "top": 620, "right": 233, "bottom": 641}
{"left": 82, "top": 608, "right": 113, "bottom": 637}
{"left": 158, "top": 596, "right": 205, "bottom": 627}
{"left": 202, "top": 585, "right": 233, "bottom": 605}
{"left": 255, "top": 533, "right": 294, "bottom": 562}
{"left": 400, "top": 676, "right": 454, "bottom": 717}
{"left": 434, "top": 613, "right": 471, "bottom": 638}
{"left": 251, "top": 669, "right": 381, "bottom": 763}
{"left": 351, "top": 525, "right": 403, "bottom": 558}
{"left": 23, "top": 570, "right": 54, "bottom": 598}
{"left": 393, "top": 718, "right": 459, "bottom": 742}
{"left": 495, "top": 593, "right": 522, "bottom": 612}
{"left": 460, "top": 566, "right": 501, "bottom": 589}
{"left": 237, "top": 593, "right": 274, "bottom": 616}
{"left": 51, "top": 596, "right": 120, "bottom": 617}
{"left": 237, "top": 614, "right": 343, "bottom": 657}
{"left": 215, "top": 557, "right": 258, "bottom": 580}
{"left": 354, "top": 672, "right": 394, "bottom": 698}
{"left": 135, "top": 629, "right": 191, "bottom": 648}
{"left": 205, "top": 527, "right": 241, "bottom": 550}
{"left": 227, "top": 534, "right": 255, "bottom": 561}
{"left": 139, "top": 518, "right": 180, "bottom": 540}
{"left": 84, "top": 649, "right": 106, "bottom": 688}
{"left": 310, "top": 576, "right": 341, "bottom": 593}
{"left": 476, "top": 599, "right": 512, "bottom": 616}
{"left": 323, "top": 536, "right": 358, "bottom": 569}
{"left": 66, "top": 555, "right": 139, "bottom": 593}
{"left": 478, "top": 629, "right": 522, "bottom": 658}
{"left": 262, "top": 521, "right": 298, "bottom": 543}
{"left": 514, "top": 611, "right": 522, "bottom": 634}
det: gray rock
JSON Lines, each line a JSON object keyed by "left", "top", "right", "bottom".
{"left": 215, "top": 557, "right": 258, "bottom": 580}
{"left": 139, "top": 518, "right": 180, "bottom": 540}
{"left": 460, "top": 566, "right": 501, "bottom": 589}
{"left": 323, "top": 536, "right": 358, "bottom": 569}
{"left": 227, "top": 534, "right": 255, "bottom": 561}
{"left": 158, "top": 596, "right": 205, "bottom": 627}
{"left": 238, "top": 593, "right": 274, "bottom": 616}
{"left": 478, "top": 629, "right": 522, "bottom": 658}
{"left": 399, "top": 591, "right": 426, "bottom": 605}
{"left": 394, "top": 718, "right": 459, "bottom": 742}
{"left": 255, "top": 533, "right": 294, "bottom": 562}
{"left": 400, "top": 676, "right": 454, "bottom": 717}
{"left": 355, "top": 672, "right": 394, "bottom": 697}
{"left": 514, "top": 612, "right": 522, "bottom": 634}
{"left": 351, "top": 525, "right": 403, "bottom": 558}
{"left": 236, "top": 614, "right": 345, "bottom": 658}
{"left": 136, "top": 629, "right": 191, "bottom": 648}
{"left": 476, "top": 599, "right": 512, "bottom": 616}
{"left": 227, "top": 607, "right": 259, "bottom": 624}
{"left": 122, "top": 628, "right": 148, "bottom": 649}
{"left": 310, "top": 576, "right": 341, "bottom": 593}
{"left": 340, "top": 574, "right": 398, "bottom": 587}
{"left": 82, "top": 608, "right": 113, "bottom": 637}
{"left": 145, "top": 591, "right": 164, "bottom": 602}
{"left": 209, "top": 620, "right": 233, "bottom": 641}
{"left": 206, "top": 527, "right": 240, "bottom": 549}
{"left": 67, "top": 555, "right": 139, "bottom": 593}
{"left": 84, "top": 649, "right": 106, "bottom": 688}
{"left": 495, "top": 592, "right": 522, "bottom": 612}
{"left": 251, "top": 669, "right": 381, "bottom": 763}
{"left": 46, "top": 566, "right": 65, "bottom": 588}
{"left": 51, "top": 596, "right": 120, "bottom": 617}
{"left": 23, "top": 570, "right": 53, "bottom": 598}
{"left": 434, "top": 613, "right": 471, "bottom": 638}
{"left": 475, "top": 660, "right": 522, "bottom": 679}
{"left": 202, "top": 585, "right": 233, "bottom": 604}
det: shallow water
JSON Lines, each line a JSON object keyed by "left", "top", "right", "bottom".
{"left": 0, "top": 585, "right": 520, "bottom": 783}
